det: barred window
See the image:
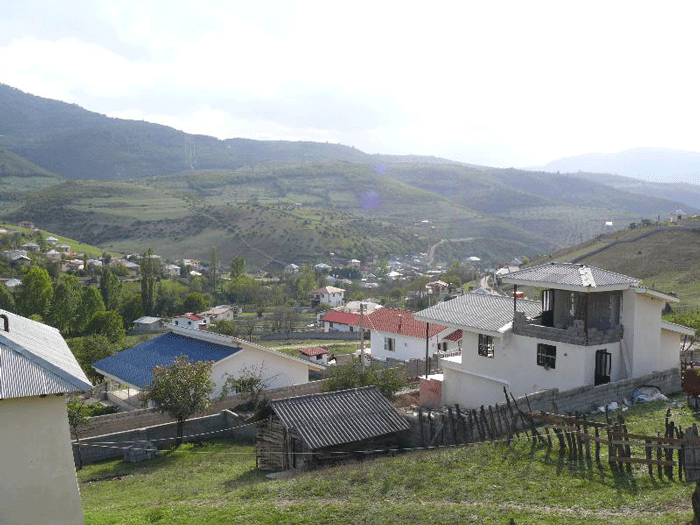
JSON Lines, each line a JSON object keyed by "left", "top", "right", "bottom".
{"left": 384, "top": 337, "right": 395, "bottom": 352}
{"left": 537, "top": 343, "right": 556, "bottom": 369}
{"left": 478, "top": 334, "right": 494, "bottom": 358}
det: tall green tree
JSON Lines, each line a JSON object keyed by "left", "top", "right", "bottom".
{"left": 66, "top": 394, "right": 90, "bottom": 470}
{"left": 99, "top": 267, "right": 122, "bottom": 311}
{"left": 210, "top": 247, "right": 218, "bottom": 293}
{"left": 141, "top": 249, "right": 157, "bottom": 315}
{"left": 295, "top": 265, "right": 318, "bottom": 302}
{"left": 50, "top": 275, "right": 82, "bottom": 335}
{"left": 182, "top": 292, "right": 207, "bottom": 313}
{"left": 71, "top": 334, "right": 119, "bottom": 382}
{"left": 144, "top": 355, "right": 214, "bottom": 446}
{"left": 229, "top": 256, "right": 245, "bottom": 280}
{"left": 0, "top": 283, "right": 15, "bottom": 313}
{"left": 77, "top": 286, "right": 105, "bottom": 333}
{"left": 15, "top": 266, "right": 53, "bottom": 319}
{"left": 120, "top": 292, "right": 144, "bottom": 328}
{"left": 85, "top": 310, "right": 126, "bottom": 345}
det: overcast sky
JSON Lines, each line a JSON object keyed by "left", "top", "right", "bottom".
{"left": 2, "top": 0, "right": 700, "bottom": 174}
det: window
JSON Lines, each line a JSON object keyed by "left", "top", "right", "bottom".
{"left": 537, "top": 343, "right": 556, "bottom": 369}
{"left": 478, "top": 334, "right": 494, "bottom": 358}
{"left": 384, "top": 337, "right": 395, "bottom": 352}
{"left": 329, "top": 322, "right": 334, "bottom": 328}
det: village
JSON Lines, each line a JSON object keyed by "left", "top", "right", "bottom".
{"left": 3, "top": 217, "right": 700, "bottom": 523}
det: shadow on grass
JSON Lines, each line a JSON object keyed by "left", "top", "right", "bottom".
{"left": 223, "top": 468, "right": 268, "bottom": 490}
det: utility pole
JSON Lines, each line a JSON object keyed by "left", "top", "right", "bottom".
{"left": 360, "top": 303, "right": 365, "bottom": 370}
{"left": 425, "top": 322, "right": 430, "bottom": 378}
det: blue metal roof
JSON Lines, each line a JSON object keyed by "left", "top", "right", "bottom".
{"left": 92, "top": 332, "right": 240, "bottom": 389}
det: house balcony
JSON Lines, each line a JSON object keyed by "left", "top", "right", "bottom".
{"left": 512, "top": 311, "right": 623, "bottom": 346}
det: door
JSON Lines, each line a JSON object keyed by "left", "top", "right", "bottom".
{"left": 595, "top": 349, "right": 611, "bottom": 385}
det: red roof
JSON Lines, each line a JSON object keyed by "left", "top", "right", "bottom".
{"left": 299, "top": 346, "right": 328, "bottom": 356}
{"left": 321, "top": 310, "right": 362, "bottom": 326}
{"left": 179, "top": 313, "right": 204, "bottom": 321}
{"left": 443, "top": 329, "right": 463, "bottom": 342}
{"left": 365, "top": 307, "right": 445, "bottom": 339}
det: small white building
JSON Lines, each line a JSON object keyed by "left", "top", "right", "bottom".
{"left": 172, "top": 313, "right": 205, "bottom": 329}
{"left": 45, "top": 236, "right": 58, "bottom": 245}
{"left": 163, "top": 264, "right": 181, "bottom": 278}
{"left": 366, "top": 307, "right": 450, "bottom": 362}
{"left": 310, "top": 286, "right": 345, "bottom": 308}
{"left": 298, "top": 346, "right": 329, "bottom": 365}
{"left": 284, "top": 263, "right": 300, "bottom": 276}
{"left": 93, "top": 326, "right": 324, "bottom": 397}
{"left": 415, "top": 263, "right": 695, "bottom": 408}
{"left": 199, "top": 305, "right": 237, "bottom": 324}
{"left": 0, "top": 310, "right": 92, "bottom": 525}
{"left": 132, "top": 316, "right": 164, "bottom": 333}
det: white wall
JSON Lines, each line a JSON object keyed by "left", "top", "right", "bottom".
{"left": 622, "top": 291, "right": 669, "bottom": 377}
{"left": 370, "top": 328, "right": 449, "bottom": 362}
{"left": 0, "top": 395, "right": 85, "bottom": 525}
{"left": 443, "top": 330, "right": 622, "bottom": 408}
{"left": 211, "top": 345, "right": 312, "bottom": 396}
{"left": 324, "top": 321, "right": 355, "bottom": 333}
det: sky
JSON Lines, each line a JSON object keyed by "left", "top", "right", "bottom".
{"left": 2, "top": 0, "right": 700, "bottom": 174}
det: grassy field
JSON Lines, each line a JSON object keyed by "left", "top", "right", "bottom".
{"left": 79, "top": 396, "right": 698, "bottom": 524}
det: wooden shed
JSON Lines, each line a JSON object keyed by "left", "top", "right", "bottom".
{"left": 254, "top": 386, "right": 410, "bottom": 471}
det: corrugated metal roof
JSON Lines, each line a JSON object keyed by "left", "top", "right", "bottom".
{"left": 270, "top": 386, "right": 409, "bottom": 450}
{"left": 0, "top": 310, "right": 91, "bottom": 399}
{"left": 93, "top": 332, "right": 240, "bottom": 389}
{"left": 501, "top": 263, "right": 640, "bottom": 289}
{"left": 415, "top": 293, "right": 541, "bottom": 334}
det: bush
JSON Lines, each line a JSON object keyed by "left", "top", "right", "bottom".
{"left": 322, "top": 362, "right": 407, "bottom": 400}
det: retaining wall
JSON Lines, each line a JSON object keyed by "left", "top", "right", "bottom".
{"left": 81, "top": 379, "right": 327, "bottom": 438}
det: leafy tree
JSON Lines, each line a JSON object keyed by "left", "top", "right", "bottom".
{"left": 49, "top": 275, "right": 82, "bottom": 335}
{"left": 322, "top": 362, "right": 407, "bottom": 400}
{"left": 225, "top": 275, "right": 261, "bottom": 305}
{"left": 144, "top": 355, "right": 214, "bottom": 446}
{"left": 182, "top": 292, "right": 207, "bottom": 313}
{"left": 85, "top": 310, "right": 126, "bottom": 345}
{"left": 294, "top": 265, "right": 318, "bottom": 302}
{"left": 229, "top": 256, "right": 245, "bottom": 280}
{"left": 219, "top": 364, "right": 273, "bottom": 410}
{"left": 154, "top": 280, "right": 184, "bottom": 317}
{"left": 71, "top": 334, "right": 119, "bottom": 382}
{"left": 15, "top": 266, "right": 53, "bottom": 318}
{"left": 210, "top": 247, "right": 218, "bottom": 293}
{"left": 120, "top": 292, "right": 144, "bottom": 328}
{"left": 141, "top": 248, "right": 157, "bottom": 316}
{"left": 99, "top": 267, "right": 122, "bottom": 311}
{"left": 208, "top": 319, "right": 239, "bottom": 336}
{"left": 665, "top": 310, "right": 700, "bottom": 352}
{"left": 66, "top": 394, "right": 90, "bottom": 470}
{"left": 77, "top": 286, "right": 105, "bottom": 334}
{"left": 270, "top": 306, "right": 300, "bottom": 337}
{"left": 0, "top": 283, "right": 15, "bottom": 312}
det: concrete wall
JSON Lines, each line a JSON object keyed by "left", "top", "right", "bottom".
{"left": 74, "top": 410, "right": 257, "bottom": 466}
{"left": 259, "top": 331, "right": 358, "bottom": 341}
{"left": 1, "top": 395, "right": 85, "bottom": 525}
{"left": 80, "top": 380, "right": 327, "bottom": 439}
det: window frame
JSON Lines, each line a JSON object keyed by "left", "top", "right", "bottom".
{"left": 384, "top": 336, "right": 395, "bottom": 352}
{"left": 536, "top": 343, "right": 556, "bottom": 369}
{"left": 477, "top": 334, "right": 494, "bottom": 358}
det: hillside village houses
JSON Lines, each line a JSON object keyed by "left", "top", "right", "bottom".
{"left": 0, "top": 310, "right": 92, "bottom": 525}
{"left": 93, "top": 325, "right": 324, "bottom": 400}
{"left": 310, "top": 285, "right": 345, "bottom": 308}
{"left": 414, "top": 263, "right": 695, "bottom": 409}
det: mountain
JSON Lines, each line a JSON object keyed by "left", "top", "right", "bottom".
{"left": 1, "top": 83, "right": 699, "bottom": 269}
{"left": 543, "top": 147, "right": 700, "bottom": 184}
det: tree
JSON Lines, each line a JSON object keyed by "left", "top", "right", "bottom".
{"left": 141, "top": 248, "right": 157, "bottom": 316}
{"left": 182, "top": 292, "right": 207, "bottom": 313}
{"left": 120, "top": 292, "right": 143, "bottom": 328}
{"left": 85, "top": 310, "right": 126, "bottom": 345}
{"left": 70, "top": 334, "right": 119, "bottom": 382}
{"left": 76, "top": 286, "right": 105, "bottom": 334}
{"left": 665, "top": 310, "right": 700, "bottom": 352}
{"left": 49, "top": 275, "right": 82, "bottom": 335}
{"left": 210, "top": 246, "right": 218, "bottom": 293}
{"left": 15, "top": 266, "right": 53, "bottom": 318}
{"left": 99, "top": 267, "right": 122, "bottom": 311}
{"left": 66, "top": 394, "right": 90, "bottom": 470}
{"left": 322, "top": 362, "right": 407, "bottom": 400}
{"left": 229, "top": 256, "right": 245, "bottom": 280}
{"left": 294, "top": 265, "right": 317, "bottom": 302}
{"left": 143, "top": 355, "right": 214, "bottom": 446}
{"left": 208, "top": 319, "right": 239, "bottom": 336}
{"left": 219, "top": 364, "right": 274, "bottom": 410}
{"left": 0, "top": 283, "right": 15, "bottom": 312}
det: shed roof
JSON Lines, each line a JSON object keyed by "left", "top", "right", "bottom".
{"left": 365, "top": 307, "right": 445, "bottom": 338}
{"left": 501, "top": 263, "right": 640, "bottom": 291}
{"left": 93, "top": 331, "right": 240, "bottom": 389}
{"left": 299, "top": 346, "right": 327, "bottom": 356}
{"left": 0, "top": 310, "right": 91, "bottom": 399}
{"left": 443, "top": 329, "right": 463, "bottom": 342}
{"left": 310, "top": 286, "right": 345, "bottom": 295}
{"left": 414, "top": 293, "right": 541, "bottom": 335}
{"left": 267, "top": 386, "right": 409, "bottom": 450}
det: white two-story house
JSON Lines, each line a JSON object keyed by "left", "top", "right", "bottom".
{"left": 414, "top": 263, "right": 694, "bottom": 408}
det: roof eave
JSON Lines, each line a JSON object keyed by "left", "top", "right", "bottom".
{"left": 500, "top": 277, "right": 632, "bottom": 293}
{"left": 632, "top": 287, "right": 679, "bottom": 303}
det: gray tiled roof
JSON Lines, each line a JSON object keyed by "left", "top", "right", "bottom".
{"left": 414, "top": 293, "right": 541, "bottom": 333}
{"left": 270, "top": 386, "right": 409, "bottom": 450}
{"left": 501, "top": 263, "right": 640, "bottom": 289}
{"left": 0, "top": 310, "right": 91, "bottom": 399}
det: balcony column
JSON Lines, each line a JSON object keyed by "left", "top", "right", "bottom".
{"left": 513, "top": 285, "right": 518, "bottom": 313}
{"left": 584, "top": 292, "right": 589, "bottom": 344}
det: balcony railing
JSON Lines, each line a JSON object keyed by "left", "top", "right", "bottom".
{"left": 513, "top": 312, "right": 623, "bottom": 346}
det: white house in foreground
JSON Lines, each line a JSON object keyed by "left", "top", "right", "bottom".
{"left": 415, "top": 263, "right": 694, "bottom": 408}
{"left": 366, "top": 307, "right": 450, "bottom": 362}
{"left": 93, "top": 326, "right": 324, "bottom": 397}
{"left": 0, "top": 310, "right": 92, "bottom": 525}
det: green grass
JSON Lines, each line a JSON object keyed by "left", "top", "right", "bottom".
{"left": 79, "top": 397, "right": 699, "bottom": 524}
